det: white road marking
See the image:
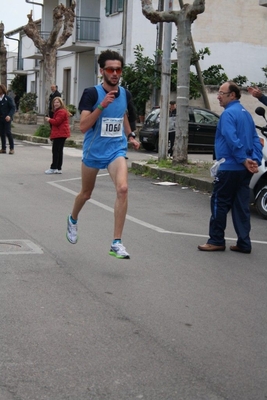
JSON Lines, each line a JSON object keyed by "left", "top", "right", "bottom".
{"left": 47, "top": 179, "right": 267, "bottom": 245}
{"left": 0, "top": 240, "right": 43, "bottom": 255}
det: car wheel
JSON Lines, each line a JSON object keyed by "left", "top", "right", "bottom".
{"left": 255, "top": 188, "right": 267, "bottom": 219}
{"left": 142, "top": 143, "right": 155, "bottom": 151}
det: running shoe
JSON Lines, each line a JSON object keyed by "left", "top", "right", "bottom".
{"left": 66, "top": 215, "right": 78, "bottom": 244}
{"left": 109, "top": 242, "right": 130, "bottom": 259}
{"left": 45, "top": 168, "right": 58, "bottom": 174}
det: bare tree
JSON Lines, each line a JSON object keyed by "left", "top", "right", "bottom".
{"left": 0, "top": 22, "right": 7, "bottom": 87}
{"left": 141, "top": 0, "right": 205, "bottom": 163}
{"left": 23, "top": 2, "right": 76, "bottom": 113}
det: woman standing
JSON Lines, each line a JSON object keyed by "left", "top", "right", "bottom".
{"left": 0, "top": 84, "right": 16, "bottom": 154}
{"left": 45, "top": 97, "right": 71, "bottom": 174}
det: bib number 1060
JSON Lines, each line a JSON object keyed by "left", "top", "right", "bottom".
{"left": 105, "top": 123, "right": 121, "bottom": 132}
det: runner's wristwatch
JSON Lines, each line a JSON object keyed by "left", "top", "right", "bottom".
{"left": 127, "top": 132, "right": 136, "bottom": 140}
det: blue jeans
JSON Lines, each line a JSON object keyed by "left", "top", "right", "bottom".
{"left": 207, "top": 169, "right": 253, "bottom": 250}
{"left": 0, "top": 118, "right": 14, "bottom": 151}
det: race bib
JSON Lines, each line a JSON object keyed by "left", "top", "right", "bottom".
{"left": 101, "top": 117, "right": 123, "bottom": 137}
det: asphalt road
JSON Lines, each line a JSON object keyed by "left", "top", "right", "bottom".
{"left": 0, "top": 140, "right": 267, "bottom": 400}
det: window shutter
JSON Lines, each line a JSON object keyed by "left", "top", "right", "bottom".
{"left": 106, "top": 0, "right": 111, "bottom": 16}
{"left": 118, "top": 0, "right": 124, "bottom": 12}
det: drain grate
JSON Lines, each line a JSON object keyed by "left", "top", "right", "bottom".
{"left": 0, "top": 240, "right": 43, "bottom": 255}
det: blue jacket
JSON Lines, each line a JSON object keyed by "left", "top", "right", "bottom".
{"left": 215, "top": 100, "right": 262, "bottom": 171}
{"left": 259, "top": 94, "right": 267, "bottom": 107}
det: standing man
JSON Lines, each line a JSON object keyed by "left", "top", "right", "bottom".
{"left": 48, "top": 85, "right": 61, "bottom": 118}
{"left": 66, "top": 50, "right": 140, "bottom": 259}
{"left": 247, "top": 86, "right": 267, "bottom": 106}
{"left": 0, "top": 84, "right": 16, "bottom": 154}
{"left": 198, "top": 81, "right": 262, "bottom": 254}
{"left": 169, "top": 100, "right": 176, "bottom": 117}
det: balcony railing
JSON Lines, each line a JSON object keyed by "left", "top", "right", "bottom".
{"left": 76, "top": 16, "right": 100, "bottom": 42}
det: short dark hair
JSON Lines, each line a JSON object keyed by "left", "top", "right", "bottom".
{"left": 169, "top": 101, "right": 176, "bottom": 105}
{"left": 227, "top": 81, "right": 241, "bottom": 100}
{"left": 98, "top": 50, "right": 124, "bottom": 69}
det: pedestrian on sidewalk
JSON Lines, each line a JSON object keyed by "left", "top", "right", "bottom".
{"left": 66, "top": 49, "right": 140, "bottom": 259}
{"left": 48, "top": 85, "right": 61, "bottom": 119}
{"left": 44, "top": 97, "right": 70, "bottom": 174}
{"left": 198, "top": 81, "right": 262, "bottom": 254}
{"left": 0, "top": 84, "right": 16, "bottom": 154}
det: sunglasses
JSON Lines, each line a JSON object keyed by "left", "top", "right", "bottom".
{"left": 103, "top": 67, "right": 123, "bottom": 74}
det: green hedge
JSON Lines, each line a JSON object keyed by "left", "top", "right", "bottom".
{"left": 34, "top": 124, "right": 50, "bottom": 138}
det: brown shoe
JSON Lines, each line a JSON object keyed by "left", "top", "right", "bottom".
{"left": 198, "top": 243, "right": 226, "bottom": 251}
{"left": 230, "top": 245, "right": 251, "bottom": 254}
{"left": 0, "top": 149, "right": 6, "bottom": 154}
{"left": 9, "top": 149, "right": 14, "bottom": 155}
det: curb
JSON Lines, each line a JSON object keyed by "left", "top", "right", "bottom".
{"left": 131, "top": 161, "right": 213, "bottom": 193}
{"left": 13, "top": 132, "right": 83, "bottom": 148}
{"left": 13, "top": 132, "right": 137, "bottom": 151}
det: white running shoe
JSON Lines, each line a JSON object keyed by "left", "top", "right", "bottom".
{"left": 45, "top": 168, "right": 58, "bottom": 174}
{"left": 66, "top": 215, "right": 78, "bottom": 244}
{"left": 55, "top": 170, "right": 62, "bottom": 174}
{"left": 109, "top": 242, "right": 130, "bottom": 259}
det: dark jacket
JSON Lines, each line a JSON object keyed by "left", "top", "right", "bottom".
{"left": 48, "top": 90, "right": 61, "bottom": 114}
{"left": 259, "top": 95, "right": 267, "bottom": 107}
{"left": 49, "top": 108, "right": 71, "bottom": 140}
{"left": 0, "top": 95, "right": 16, "bottom": 119}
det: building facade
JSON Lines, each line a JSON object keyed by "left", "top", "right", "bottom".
{"left": 5, "top": 0, "right": 267, "bottom": 118}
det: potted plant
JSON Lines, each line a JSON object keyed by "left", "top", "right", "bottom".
{"left": 19, "top": 92, "right": 38, "bottom": 113}
{"left": 66, "top": 104, "right": 77, "bottom": 116}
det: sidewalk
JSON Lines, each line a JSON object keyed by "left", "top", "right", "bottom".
{"left": 12, "top": 122, "right": 84, "bottom": 148}
{"left": 11, "top": 122, "right": 213, "bottom": 193}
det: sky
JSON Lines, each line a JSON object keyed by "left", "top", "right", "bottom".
{"left": 1, "top": 0, "right": 42, "bottom": 52}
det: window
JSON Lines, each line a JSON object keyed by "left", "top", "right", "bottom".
{"left": 106, "top": 0, "right": 123, "bottom": 16}
{"left": 193, "top": 109, "right": 219, "bottom": 125}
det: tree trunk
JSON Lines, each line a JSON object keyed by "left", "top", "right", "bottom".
{"left": 23, "top": 3, "right": 76, "bottom": 113}
{"left": 0, "top": 23, "right": 7, "bottom": 88}
{"left": 43, "top": 48, "right": 57, "bottom": 114}
{"left": 141, "top": 0, "right": 205, "bottom": 164}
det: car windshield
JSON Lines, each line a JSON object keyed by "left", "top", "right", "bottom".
{"left": 145, "top": 109, "right": 160, "bottom": 125}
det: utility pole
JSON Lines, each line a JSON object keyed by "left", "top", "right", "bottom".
{"left": 158, "top": 0, "right": 173, "bottom": 160}
{"left": 152, "top": 0, "right": 164, "bottom": 107}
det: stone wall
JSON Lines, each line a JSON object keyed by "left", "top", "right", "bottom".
{"left": 13, "top": 112, "right": 37, "bottom": 125}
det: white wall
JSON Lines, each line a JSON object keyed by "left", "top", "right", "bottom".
{"left": 192, "top": 0, "right": 267, "bottom": 84}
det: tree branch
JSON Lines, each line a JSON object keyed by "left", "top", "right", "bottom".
{"left": 23, "top": 10, "right": 45, "bottom": 51}
{"left": 140, "top": 0, "right": 178, "bottom": 24}
{"left": 188, "top": 0, "right": 205, "bottom": 22}
{"left": 56, "top": 2, "right": 76, "bottom": 48}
